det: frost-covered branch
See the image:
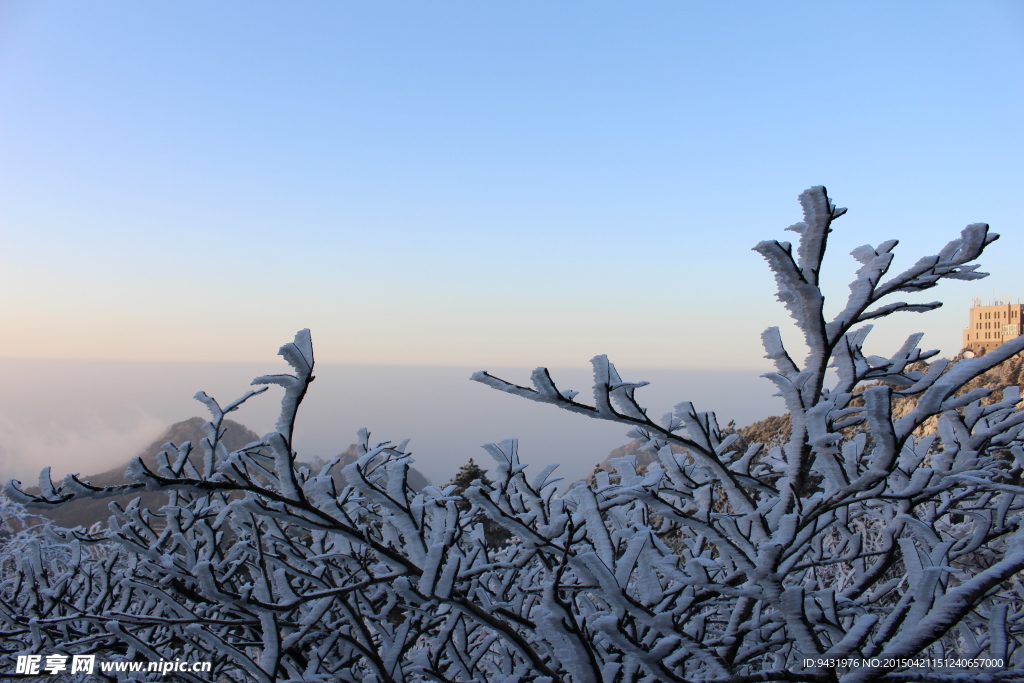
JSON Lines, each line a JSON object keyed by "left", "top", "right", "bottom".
{"left": 470, "top": 187, "right": 1024, "bottom": 682}
{"left": 4, "top": 188, "right": 1023, "bottom": 682}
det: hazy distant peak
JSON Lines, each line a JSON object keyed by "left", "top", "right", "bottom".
{"left": 301, "top": 443, "right": 432, "bottom": 491}
{"left": 136, "top": 417, "right": 261, "bottom": 466}
{"left": 80, "top": 417, "right": 263, "bottom": 485}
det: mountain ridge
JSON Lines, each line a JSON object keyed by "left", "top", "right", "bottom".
{"left": 25, "top": 417, "right": 431, "bottom": 530}
{"left": 591, "top": 351, "right": 1024, "bottom": 475}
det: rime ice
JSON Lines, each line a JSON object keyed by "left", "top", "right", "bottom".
{"left": 4, "top": 188, "right": 1024, "bottom": 682}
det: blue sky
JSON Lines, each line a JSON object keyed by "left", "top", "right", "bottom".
{"left": 1, "top": 1, "right": 1022, "bottom": 370}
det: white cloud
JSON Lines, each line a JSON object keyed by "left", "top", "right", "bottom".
{"left": 0, "top": 408, "right": 166, "bottom": 485}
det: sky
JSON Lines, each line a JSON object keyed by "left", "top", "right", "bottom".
{"left": 0, "top": 2, "right": 1022, "bottom": 485}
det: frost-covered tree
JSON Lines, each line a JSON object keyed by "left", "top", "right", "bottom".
{"left": 3, "top": 187, "right": 1024, "bottom": 682}
{"left": 446, "top": 459, "right": 512, "bottom": 549}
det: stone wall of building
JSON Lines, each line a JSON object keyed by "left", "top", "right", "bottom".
{"left": 963, "top": 298, "right": 1023, "bottom": 355}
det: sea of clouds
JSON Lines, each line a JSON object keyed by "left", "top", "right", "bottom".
{"left": 0, "top": 359, "right": 784, "bottom": 491}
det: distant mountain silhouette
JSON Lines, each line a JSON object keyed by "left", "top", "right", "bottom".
{"left": 30, "top": 417, "right": 260, "bottom": 530}
{"left": 31, "top": 417, "right": 431, "bottom": 530}
{"left": 306, "top": 444, "right": 432, "bottom": 492}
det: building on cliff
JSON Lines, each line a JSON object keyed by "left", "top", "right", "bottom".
{"left": 963, "top": 296, "right": 1023, "bottom": 355}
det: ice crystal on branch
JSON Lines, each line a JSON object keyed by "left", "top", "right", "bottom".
{"left": 2, "top": 187, "right": 1024, "bottom": 683}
